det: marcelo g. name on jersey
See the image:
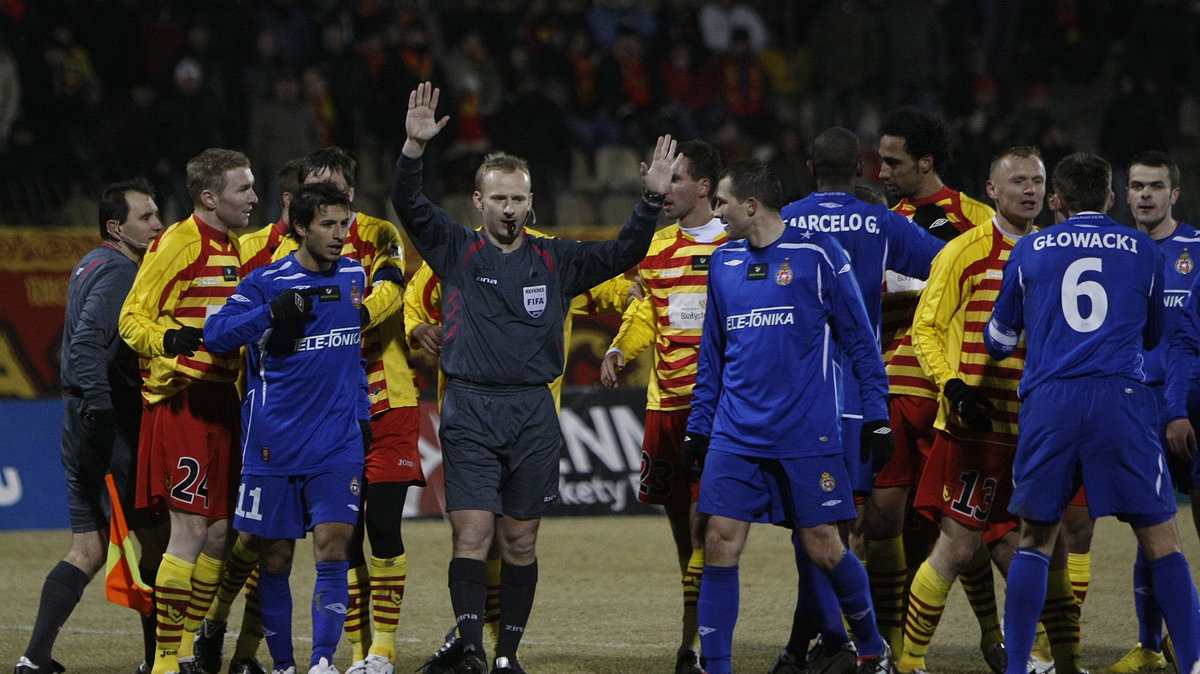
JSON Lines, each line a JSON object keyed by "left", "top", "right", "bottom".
{"left": 787, "top": 210, "right": 880, "bottom": 234}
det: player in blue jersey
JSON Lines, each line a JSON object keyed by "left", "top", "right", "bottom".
{"left": 986, "top": 152, "right": 1200, "bottom": 674}
{"left": 204, "top": 182, "right": 369, "bottom": 674}
{"left": 769, "top": 127, "right": 942, "bottom": 673}
{"left": 684, "top": 159, "right": 894, "bottom": 674}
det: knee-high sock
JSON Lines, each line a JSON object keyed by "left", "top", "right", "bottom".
{"left": 231, "top": 568, "right": 263, "bottom": 663}
{"left": 898, "top": 561, "right": 952, "bottom": 673}
{"left": 1134, "top": 545, "right": 1163, "bottom": 651}
{"left": 449, "top": 557, "right": 488, "bottom": 656}
{"left": 959, "top": 543, "right": 1002, "bottom": 647}
{"left": 1003, "top": 548, "right": 1049, "bottom": 674}
{"left": 681, "top": 549, "right": 704, "bottom": 651}
{"left": 867, "top": 535, "right": 907, "bottom": 655}
{"left": 139, "top": 563, "right": 160, "bottom": 668}
{"left": 206, "top": 537, "right": 258, "bottom": 623}
{"left": 257, "top": 567, "right": 294, "bottom": 670}
{"left": 824, "top": 550, "right": 884, "bottom": 657}
{"left": 697, "top": 565, "right": 738, "bottom": 674}
{"left": 787, "top": 531, "right": 848, "bottom": 654}
{"left": 177, "top": 552, "right": 223, "bottom": 660}
{"left": 1150, "top": 552, "right": 1200, "bottom": 671}
{"left": 496, "top": 560, "right": 538, "bottom": 660}
{"left": 312, "top": 561, "right": 350, "bottom": 667}
{"left": 151, "top": 554, "right": 194, "bottom": 674}
{"left": 24, "top": 561, "right": 89, "bottom": 667}
{"left": 344, "top": 562, "right": 371, "bottom": 661}
{"left": 484, "top": 556, "right": 502, "bottom": 646}
{"left": 1066, "top": 551, "right": 1090, "bottom": 606}
{"left": 367, "top": 554, "right": 407, "bottom": 661}
{"left": 1041, "top": 567, "right": 1082, "bottom": 673}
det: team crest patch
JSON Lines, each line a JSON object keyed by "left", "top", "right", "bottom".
{"left": 776, "top": 259, "right": 793, "bottom": 285}
{"left": 820, "top": 472, "right": 836, "bottom": 492}
{"left": 350, "top": 280, "right": 362, "bottom": 308}
{"left": 1177, "top": 250, "right": 1193, "bottom": 274}
{"left": 222, "top": 265, "right": 238, "bottom": 281}
{"left": 350, "top": 475, "right": 361, "bottom": 496}
{"left": 524, "top": 284, "right": 547, "bottom": 317}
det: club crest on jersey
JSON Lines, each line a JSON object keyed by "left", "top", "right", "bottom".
{"left": 350, "top": 280, "right": 362, "bottom": 307}
{"left": 350, "top": 475, "right": 360, "bottom": 496}
{"left": 820, "top": 472, "right": 836, "bottom": 492}
{"left": 776, "top": 260, "right": 793, "bottom": 285}
{"left": 1177, "top": 250, "right": 1193, "bottom": 274}
{"left": 524, "top": 284, "right": 547, "bottom": 317}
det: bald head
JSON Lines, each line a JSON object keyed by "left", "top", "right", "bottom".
{"left": 811, "top": 127, "right": 860, "bottom": 185}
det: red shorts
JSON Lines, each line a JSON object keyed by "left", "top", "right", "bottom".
{"left": 638, "top": 409, "right": 700, "bottom": 509}
{"left": 136, "top": 383, "right": 240, "bottom": 519}
{"left": 366, "top": 406, "right": 425, "bottom": 485}
{"left": 913, "top": 431, "right": 1019, "bottom": 543}
{"left": 874, "top": 395, "right": 938, "bottom": 488}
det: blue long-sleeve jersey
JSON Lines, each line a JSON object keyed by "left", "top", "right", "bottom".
{"left": 687, "top": 225, "right": 889, "bottom": 457}
{"left": 205, "top": 254, "right": 368, "bottom": 475}
{"left": 782, "top": 191, "right": 942, "bottom": 415}
{"left": 986, "top": 213, "right": 1163, "bottom": 398}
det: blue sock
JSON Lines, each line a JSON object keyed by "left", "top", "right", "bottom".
{"left": 789, "top": 532, "right": 848, "bottom": 653}
{"left": 823, "top": 549, "right": 883, "bottom": 657}
{"left": 257, "top": 567, "right": 295, "bottom": 670}
{"left": 312, "top": 560, "right": 350, "bottom": 667}
{"left": 1135, "top": 545, "right": 1164, "bottom": 651}
{"left": 1004, "top": 548, "right": 1050, "bottom": 674}
{"left": 698, "top": 565, "right": 739, "bottom": 674}
{"left": 1150, "top": 552, "right": 1200, "bottom": 670}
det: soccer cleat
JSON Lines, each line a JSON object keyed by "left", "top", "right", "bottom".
{"left": 490, "top": 657, "right": 525, "bottom": 674}
{"left": 1028, "top": 655, "right": 1056, "bottom": 674}
{"left": 347, "top": 655, "right": 394, "bottom": 674}
{"left": 454, "top": 645, "right": 488, "bottom": 674}
{"left": 229, "top": 660, "right": 268, "bottom": 674}
{"left": 856, "top": 643, "right": 893, "bottom": 674}
{"left": 271, "top": 667, "right": 296, "bottom": 674}
{"left": 983, "top": 642, "right": 1008, "bottom": 674}
{"left": 1105, "top": 642, "right": 1167, "bottom": 673}
{"left": 808, "top": 639, "right": 857, "bottom": 674}
{"left": 417, "top": 627, "right": 464, "bottom": 674}
{"left": 179, "top": 657, "right": 202, "bottom": 674}
{"left": 307, "top": 658, "right": 339, "bottom": 674}
{"left": 675, "top": 646, "right": 704, "bottom": 674}
{"left": 13, "top": 658, "right": 65, "bottom": 674}
{"left": 767, "top": 649, "right": 804, "bottom": 674}
{"left": 194, "top": 619, "right": 227, "bottom": 674}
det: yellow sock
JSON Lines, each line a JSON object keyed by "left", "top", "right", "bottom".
{"left": 366, "top": 554, "right": 407, "bottom": 662}
{"left": 484, "top": 556, "right": 502, "bottom": 647}
{"left": 151, "top": 554, "right": 194, "bottom": 674}
{"left": 207, "top": 537, "right": 258, "bottom": 623}
{"left": 230, "top": 568, "right": 262, "bottom": 663}
{"left": 867, "top": 535, "right": 907, "bottom": 655}
{"left": 897, "top": 561, "right": 953, "bottom": 673}
{"left": 959, "top": 544, "right": 1002, "bottom": 648}
{"left": 1067, "top": 552, "right": 1091, "bottom": 606}
{"left": 345, "top": 563, "right": 371, "bottom": 662}
{"left": 1033, "top": 624, "right": 1052, "bottom": 661}
{"left": 1042, "top": 568, "right": 1082, "bottom": 673}
{"left": 177, "top": 552, "right": 223, "bottom": 660}
{"left": 682, "top": 548, "right": 703, "bottom": 650}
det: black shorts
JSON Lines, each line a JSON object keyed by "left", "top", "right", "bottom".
{"left": 440, "top": 381, "right": 561, "bottom": 519}
{"left": 61, "top": 395, "right": 162, "bottom": 533}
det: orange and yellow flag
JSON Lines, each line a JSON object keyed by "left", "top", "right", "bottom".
{"left": 103, "top": 474, "right": 153, "bottom": 615}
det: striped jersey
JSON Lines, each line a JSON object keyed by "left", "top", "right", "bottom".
{"left": 119, "top": 214, "right": 242, "bottom": 404}
{"left": 609, "top": 221, "right": 728, "bottom": 411}
{"left": 204, "top": 255, "right": 368, "bottom": 474}
{"left": 884, "top": 186, "right": 995, "bottom": 399}
{"left": 687, "top": 225, "right": 888, "bottom": 457}
{"left": 911, "top": 218, "right": 1024, "bottom": 444}
{"left": 986, "top": 213, "right": 1162, "bottom": 399}
{"left": 275, "top": 211, "right": 417, "bottom": 414}
{"left": 238, "top": 219, "right": 290, "bottom": 274}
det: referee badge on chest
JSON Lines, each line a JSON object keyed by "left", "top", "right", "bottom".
{"left": 524, "top": 284, "right": 547, "bottom": 317}
{"left": 820, "top": 471, "right": 836, "bottom": 492}
{"left": 1177, "top": 250, "right": 1193, "bottom": 274}
{"left": 776, "top": 259, "right": 793, "bottom": 285}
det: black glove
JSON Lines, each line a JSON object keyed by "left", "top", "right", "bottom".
{"left": 163, "top": 326, "right": 203, "bottom": 356}
{"left": 359, "top": 419, "right": 373, "bottom": 455}
{"left": 860, "top": 419, "right": 895, "bottom": 473}
{"left": 681, "top": 433, "right": 710, "bottom": 481}
{"left": 81, "top": 406, "right": 116, "bottom": 444}
{"left": 360, "top": 305, "right": 371, "bottom": 328}
{"left": 270, "top": 289, "right": 312, "bottom": 321}
{"left": 943, "top": 378, "right": 995, "bottom": 433}
{"left": 911, "top": 203, "right": 957, "bottom": 242}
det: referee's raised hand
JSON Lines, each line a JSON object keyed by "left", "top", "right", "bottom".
{"left": 403, "top": 81, "right": 450, "bottom": 158}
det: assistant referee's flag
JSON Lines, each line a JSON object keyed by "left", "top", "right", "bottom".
{"left": 104, "top": 473, "right": 153, "bottom": 615}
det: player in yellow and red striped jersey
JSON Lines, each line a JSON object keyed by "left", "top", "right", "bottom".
{"left": 599, "top": 140, "right": 725, "bottom": 674}
{"left": 863, "top": 107, "right": 1000, "bottom": 665}
{"left": 118, "top": 148, "right": 258, "bottom": 674}
{"left": 238, "top": 157, "right": 304, "bottom": 275}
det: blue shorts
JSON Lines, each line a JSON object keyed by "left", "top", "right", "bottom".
{"left": 233, "top": 464, "right": 363, "bottom": 540}
{"left": 840, "top": 415, "right": 874, "bottom": 495}
{"left": 698, "top": 449, "right": 857, "bottom": 527}
{"left": 1010, "top": 378, "right": 1176, "bottom": 523}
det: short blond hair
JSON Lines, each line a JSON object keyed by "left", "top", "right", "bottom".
{"left": 474, "top": 152, "right": 530, "bottom": 192}
{"left": 186, "top": 148, "right": 251, "bottom": 205}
